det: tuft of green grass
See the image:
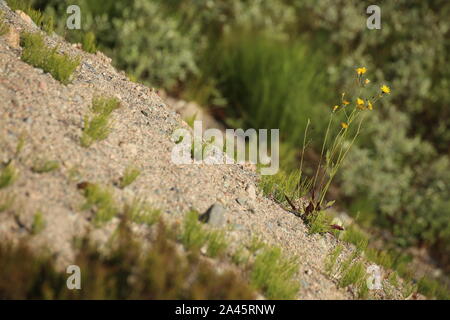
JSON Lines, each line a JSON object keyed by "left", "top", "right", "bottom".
{"left": 81, "top": 96, "right": 121, "bottom": 147}
{"left": 0, "top": 163, "right": 18, "bottom": 189}
{"left": 365, "top": 248, "right": 393, "bottom": 270}
{"left": 125, "top": 199, "right": 160, "bottom": 227}
{"left": 342, "top": 225, "right": 369, "bottom": 253}
{"left": 248, "top": 235, "right": 266, "bottom": 254}
{"left": 307, "top": 210, "right": 333, "bottom": 235}
{"left": 339, "top": 260, "right": 366, "bottom": 288}
{"left": 82, "top": 31, "right": 97, "bottom": 53}
{"left": 7, "top": 0, "right": 53, "bottom": 34}
{"left": 80, "top": 113, "right": 111, "bottom": 147}
{"left": 118, "top": 166, "right": 140, "bottom": 189}
{"left": 180, "top": 210, "right": 209, "bottom": 252}
{"left": 31, "top": 211, "right": 45, "bottom": 235}
{"left": 388, "top": 271, "right": 399, "bottom": 288}
{"left": 31, "top": 159, "right": 59, "bottom": 174}
{"left": 90, "top": 96, "right": 121, "bottom": 116}
{"left": 81, "top": 183, "right": 118, "bottom": 226}
{"left": 231, "top": 246, "right": 249, "bottom": 266}
{"left": 20, "top": 32, "right": 79, "bottom": 84}
{"left": 206, "top": 230, "right": 227, "bottom": 258}
{"left": 325, "top": 244, "right": 344, "bottom": 275}
{"left": 0, "top": 193, "right": 15, "bottom": 213}
{"left": 0, "top": 12, "right": 9, "bottom": 36}
{"left": 250, "top": 246, "right": 299, "bottom": 299}
{"left": 259, "top": 168, "right": 312, "bottom": 205}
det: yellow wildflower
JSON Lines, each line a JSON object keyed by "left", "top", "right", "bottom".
{"left": 333, "top": 105, "right": 339, "bottom": 112}
{"left": 341, "top": 122, "right": 349, "bottom": 129}
{"left": 367, "top": 100, "right": 373, "bottom": 110}
{"left": 381, "top": 85, "right": 391, "bottom": 94}
{"left": 356, "top": 67, "right": 367, "bottom": 75}
{"left": 343, "top": 100, "right": 350, "bottom": 105}
{"left": 365, "top": 79, "right": 370, "bottom": 85}
{"left": 356, "top": 98, "right": 365, "bottom": 110}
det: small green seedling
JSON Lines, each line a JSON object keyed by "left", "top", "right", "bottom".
{"left": 118, "top": 166, "right": 141, "bottom": 189}
{"left": 82, "top": 31, "right": 97, "bottom": 53}
{"left": 250, "top": 245, "right": 299, "bottom": 299}
{"left": 0, "top": 163, "right": 18, "bottom": 189}
{"left": 125, "top": 199, "right": 160, "bottom": 227}
{"left": 339, "top": 260, "right": 365, "bottom": 288}
{"left": 325, "top": 244, "right": 344, "bottom": 275}
{"left": 180, "top": 210, "right": 209, "bottom": 252}
{"left": 31, "top": 211, "right": 46, "bottom": 234}
{"left": 90, "top": 96, "right": 121, "bottom": 116}
{"left": 206, "top": 230, "right": 227, "bottom": 258}
{"left": 31, "top": 159, "right": 59, "bottom": 173}
{"left": 81, "top": 183, "right": 118, "bottom": 225}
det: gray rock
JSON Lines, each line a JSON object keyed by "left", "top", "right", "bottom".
{"left": 199, "top": 204, "right": 226, "bottom": 227}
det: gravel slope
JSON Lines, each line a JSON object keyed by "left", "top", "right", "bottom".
{"left": 0, "top": 3, "right": 405, "bottom": 300}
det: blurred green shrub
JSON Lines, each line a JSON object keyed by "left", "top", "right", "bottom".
{"left": 198, "top": 33, "right": 331, "bottom": 150}
{"left": 0, "top": 222, "right": 255, "bottom": 299}
{"left": 340, "top": 108, "right": 450, "bottom": 261}
{"left": 36, "top": 0, "right": 198, "bottom": 89}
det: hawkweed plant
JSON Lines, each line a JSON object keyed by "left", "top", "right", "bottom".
{"left": 304, "top": 68, "right": 391, "bottom": 218}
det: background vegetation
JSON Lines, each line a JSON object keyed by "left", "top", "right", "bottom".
{"left": 12, "top": 0, "right": 450, "bottom": 286}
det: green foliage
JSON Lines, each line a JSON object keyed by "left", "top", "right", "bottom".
{"left": 80, "top": 96, "right": 120, "bottom": 147}
{"left": 200, "top": 34, "right": 330, "bottom": 149}
{"left": 7, "top": 0, "right": 53, "bottom": 34}
{"left": 31, "top": 159, "right": 59, "bottom": 173}
{"left": 80, "top": 113, "right": 111, "bottom": 147}
{"left": 90, "top": 96, "right": 120, "bottom": 115}
{"left": 365, "top": 248, "right": 393, "bottom": 270}
{"left": 341, "top": 226, "right": 369, "bottom": 253}
{"left": 20, "top": 32, "right": 79, "bottom": 84}
{"left": 0, "top": 222, "right": 256, "bottom": 299}
{"left": 231, "top": 246, "right": 249, "bottom": 266}
{"left": 259, "top": 169, "right": 311, "bottom": 205}
{"left": 339, "top": 260, "right": 365, "bottom": 288}
{"left": 180, "top": 210, "right": 209, "bottom": 252}
{"left": 81, "top": 31, "right": 96, "bottom": 53}
{"left": 125, "top": 199, "right": 160, "bottom": 227}
{"left": 206, "top": 230, "right": 227, "bottom": 258}
{"left": 31, "top": 211, "right": 45, "bottom": 234}
{"left": 0, "top": 163, "right": 18, "bottom": 189}
{"left": 325, "top": 244, "right": 344, "bottom": 275}
{"left": 250, "top": 246, "right": 299, "bottom": 299}
{"left": 118, "top": 166, "right": 140, "bottom": 189}
{"left": 341, "top": 108, "right": 450, "bottom": 261}
{"left": 306, "top": 211, "right": 333, "bottom": 235}
{"left": 81, "top": 183, "right": 118, "bottom": 226}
